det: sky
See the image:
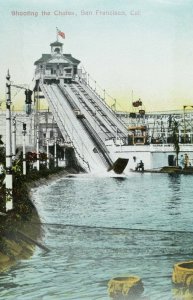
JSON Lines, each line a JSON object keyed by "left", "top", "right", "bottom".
{"left": 1, "top": 0, "right": 193, "bottom": 112}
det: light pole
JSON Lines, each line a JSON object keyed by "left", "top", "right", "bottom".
{"left": 114, "top": 99, "right": 117, "bottom": 112}
{"left": 5, "top": 70, "right": 13, "bottom": 211}
{"left": 46, "top": 138, "right": 49, "bottom": 169}
{"left": 22, "top": 123, "right": 27, "bottom": 175}
{"left": 183, "top": 106, "right": 186, "bottom": 143}
{"left": 12, "top": 116, "right": 16, "bottom": 161}
{"left": 54, "top": 136, "right": 57, "bottom": 168}
{"left": 36, "top": 128, "right": 40, "bottom": 171}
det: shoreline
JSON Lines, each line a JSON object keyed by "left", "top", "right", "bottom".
{"left": 1, "top": 165, "right": 191, "bottom": 273}
{"left": 0, "top": 168, "right": 70, "bottom": 273}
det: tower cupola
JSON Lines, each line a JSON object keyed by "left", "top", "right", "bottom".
{"left": 50, "top": 41, "right": 63, "bottom": 55}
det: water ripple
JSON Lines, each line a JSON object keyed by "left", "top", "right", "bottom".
{"left": 0, "top": 173, "right": 193, "bottom": 299}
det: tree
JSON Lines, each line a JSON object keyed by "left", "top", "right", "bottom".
{"left": 0, "top": 135, "right": 3, "bottom": 145}
{"left": 0, "top": 135, "right": 5, "bottom": 165}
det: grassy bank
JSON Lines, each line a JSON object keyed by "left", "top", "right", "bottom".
{"left": 0, "top": 167, "right": 69, "bottom": 273}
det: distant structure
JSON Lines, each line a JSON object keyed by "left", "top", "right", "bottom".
{"left": 1, "top": 38, "right": 193, "bottom": 172}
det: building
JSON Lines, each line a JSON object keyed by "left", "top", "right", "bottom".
{"left": 34, "top": 41, "right": 81, "bottom": 85}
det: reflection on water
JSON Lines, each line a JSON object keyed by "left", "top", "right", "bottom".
{"left": 0, "top": 173, "right": 193, "bottom": 299}
{"left": 167, "top": 175, "right": 182, "bottom": 216}
{"left": 0, "top": 202, "right": 41, "bottom": 274}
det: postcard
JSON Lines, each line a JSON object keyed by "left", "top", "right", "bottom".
{"left": 0, "top": 1, "right": 193, "bottom": 299}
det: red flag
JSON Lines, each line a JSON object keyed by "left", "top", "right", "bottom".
{"left": 57, "top": 27, "right": 65, "bottom": 39}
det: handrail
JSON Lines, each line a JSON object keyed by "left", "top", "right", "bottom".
{"left": 76, "top": 81, "right": 128, "bottom": 135}
{"left": 40, "top": 83, "right": 90, "bottom": 171}
{"left": 81, "top": 118, "right": 113, "bottom": 167}
{"left": 48, "top": 84, "right": 91, "bottom": 171}
{"left": 69, "top": 83, "right": 115, "bottom": 137}
{"left": 81, "top": 81, "right": 115, "bottom": 114}
{"left": 68, "top": 84, "right": 114, "bottom": 139}
{"left": 59, "top": 84, "right": 113, "bottom": 168}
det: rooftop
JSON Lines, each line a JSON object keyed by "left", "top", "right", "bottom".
{"left": 50, "top": 41, "right": 63, "bottom": 46}
{"left": 34, "top": 53, "right": 80, "bottom": 65}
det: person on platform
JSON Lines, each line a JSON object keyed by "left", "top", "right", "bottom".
{"left": 184, "top": 153, "right": 189, "bottom": 168}
{"left": 136, "top": 160, "right": 144, "bottom": 171}
{"left": 179, "top": 155, "right": 184, "bottom": 169}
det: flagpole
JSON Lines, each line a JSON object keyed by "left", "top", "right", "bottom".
{"left": 5, "top": 70, "right": 13, "bottom": 211}
{"left": 56, "top": 27, "right": 58, "bottom": 42}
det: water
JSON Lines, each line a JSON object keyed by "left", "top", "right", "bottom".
{"left": 1, "top": 173, "right": 193, "bottom": 299}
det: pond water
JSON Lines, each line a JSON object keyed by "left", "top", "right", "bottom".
{"left": 0, "top": 172, "right": 193, "bottom": 299}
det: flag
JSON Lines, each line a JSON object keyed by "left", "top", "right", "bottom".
{"left": 56, "top": 27, "right": 65, "bottom": 39}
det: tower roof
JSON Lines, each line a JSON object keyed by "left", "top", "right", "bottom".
{"left": 50, "top": 41, "right": 63, "bottom": 46}
{"left": 34, "top": 54, "right": 80, "bottom": 65}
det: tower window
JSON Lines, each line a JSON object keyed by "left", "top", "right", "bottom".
{"left": 66, "top": 68, "right": 71, "bottom": 74}
{"left": 54, "top": 47, "right": 60, "bottom": 53}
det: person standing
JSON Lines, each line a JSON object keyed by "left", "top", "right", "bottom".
{"left": 184, "top": 153, "right": 189, "bottom": 168}
{"left": 179, "top": 155, "right": 185, "bottom": 169}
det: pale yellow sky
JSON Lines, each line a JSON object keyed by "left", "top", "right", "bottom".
{"left": 1, "top": 0, "right": 193, "bottom": 112}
